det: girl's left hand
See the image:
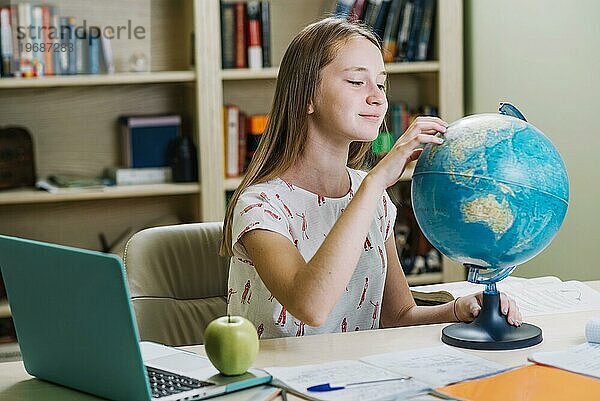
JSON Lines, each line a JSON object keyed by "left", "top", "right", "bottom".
{"left": 455, "top": 292, "right": 522, "bottom": 326}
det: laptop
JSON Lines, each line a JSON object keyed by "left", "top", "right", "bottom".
{"left": 0, "top": 235, "right": 271, "bottom": 401}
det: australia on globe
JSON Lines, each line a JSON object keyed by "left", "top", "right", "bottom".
{"left": 411, "top": 112, "right": 569, "bottom": 270}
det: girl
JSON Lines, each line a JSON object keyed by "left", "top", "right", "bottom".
{"left": 220, "top": 17, "right": 521, "bottom": 339}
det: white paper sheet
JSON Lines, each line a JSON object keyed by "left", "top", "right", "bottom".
{"left": 360, "top": 345, "right": 509, "bottom": 388}
{"left": 265, "top": 360, "right": 430, "bottom": 401}
{"left": 529, "top": 343, "right": 600, "bottom": 379}
{"left": 412, "top": 276, "right": 600, "bottom": 317}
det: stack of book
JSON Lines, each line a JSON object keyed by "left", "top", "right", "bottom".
{"left": 335, "top": 0, "right": 436, "bottom": 63}
{"left": 388, "top": 102, "right": 438, "bottom": 141}
{"left": 0, "top": 3, "right": 114, "bottom": 78}
{"left": 223, "top": 104, "right": 268, "bottom": 177}
{"left": 114, "top": 115, "right": 183, "bottom": 185}
{"left": 220, "top": 0, "right": 271, "bottom": 69}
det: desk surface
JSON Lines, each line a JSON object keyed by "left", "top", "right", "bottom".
{"left": 2, "top": 281, "right": 599, "bottom": 401}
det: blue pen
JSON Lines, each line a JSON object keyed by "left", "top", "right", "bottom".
{"left": 307, "top": 376, "right": 412, "bottom": 392}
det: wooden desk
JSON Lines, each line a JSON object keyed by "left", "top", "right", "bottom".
{"left": 1, "top": 281, "right": 599, "bottom": 401}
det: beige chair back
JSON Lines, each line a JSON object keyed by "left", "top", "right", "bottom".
{"left": 123, "top": 222, "right": 229, "bottom": 346}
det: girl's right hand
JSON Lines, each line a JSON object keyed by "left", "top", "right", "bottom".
{"left": 368, "top": 116, "right": 448, "bottom": 189}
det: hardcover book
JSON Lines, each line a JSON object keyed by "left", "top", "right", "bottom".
{"left": 120, "top": 115, "right": 181, "bottom": 168}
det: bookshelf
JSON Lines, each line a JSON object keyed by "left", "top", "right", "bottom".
{"left": 0, "top": 0, "right": 199, "bottom": 253}
{"left": 0, "top": 0, "right": 464, "bottom": 330}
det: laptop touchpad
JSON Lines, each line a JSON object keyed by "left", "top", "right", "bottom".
{"left": 146, "top": 353, "right": 218, "bottom": 378}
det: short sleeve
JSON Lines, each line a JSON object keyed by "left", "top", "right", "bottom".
{"left": 231, "top": 188, "right": 293, "bottom": 258}
{"left": 383, "top": 189, "right": 397, "bottom": 241}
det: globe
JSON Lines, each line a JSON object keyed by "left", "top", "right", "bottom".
{"left": 411, "top": 112, "right": 569, "bottom": 271}
{"left": 410, "top": 104, "right": 570, "bottom": 350}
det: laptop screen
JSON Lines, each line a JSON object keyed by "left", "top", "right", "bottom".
{"left": 0, "top": 235, "right": 151, "bottom": 400}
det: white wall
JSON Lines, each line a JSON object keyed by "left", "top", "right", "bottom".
{"left": 464, "top": 1, "right": 600, "bottom": 280}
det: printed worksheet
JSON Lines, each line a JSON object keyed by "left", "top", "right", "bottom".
{"left": 265, "top": 359, "right": 430, "bottom": 401}
{"left": 361, "top": 345, "right": 509, "bottom": 388}
{"left": 529, "top": 343, "right": 600, "bottom": 379}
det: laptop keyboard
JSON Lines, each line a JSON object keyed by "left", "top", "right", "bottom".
{"left": 146, "top": 366, "right": 215, "bottom": 399}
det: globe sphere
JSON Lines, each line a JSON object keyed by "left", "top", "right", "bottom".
{"left": 411, "top": 113, "right": 569, "bottom": 269}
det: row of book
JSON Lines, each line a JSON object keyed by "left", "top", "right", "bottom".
{"left": 0, "top": 3, "right": 114, "bottom": 78}
{"left": 220, "top": 0, "right": 271, "bottom": 69}
{"left": 223, "top": 101, "right": 436, "bottom": 178}
{"left": 223, "top": 105, "right": 268, "bottom": 177}
{"left": 372, "top": 103, "right": 436, "bottom": 165}
{"left": 335, "top": 0, "right": 436, "bottom": 62}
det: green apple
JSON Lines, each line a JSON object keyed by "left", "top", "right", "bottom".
{"left": 204, "top": 315, "right": 259, "bottom": 376}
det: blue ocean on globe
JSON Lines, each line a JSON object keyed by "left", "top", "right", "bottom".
{"left": 411, "top": 113, "right": 569, "bottom": 269}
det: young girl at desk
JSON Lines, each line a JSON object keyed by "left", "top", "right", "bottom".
{"left": 221, "top": 17, "right": 521, "bottom": 339}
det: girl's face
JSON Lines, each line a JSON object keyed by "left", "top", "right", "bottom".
{"left": 309, "top": 37, "right": 388, "bottom": 144}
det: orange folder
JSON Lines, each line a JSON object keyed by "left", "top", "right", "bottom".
{"left": 435, "top": 364, "right": 600, "bottom": 401}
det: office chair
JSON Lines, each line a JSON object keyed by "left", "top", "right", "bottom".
{"left": 123, "top": 222, "right": 230, "bottom": 346}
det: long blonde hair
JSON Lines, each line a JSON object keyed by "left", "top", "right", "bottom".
{"left": 220, "top": 17, "right": 382, "bottom": 256}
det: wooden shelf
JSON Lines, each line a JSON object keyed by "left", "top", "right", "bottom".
{"left": 384, "top": 61, "right": 439, "bottom": 74}
{"left": 220, "top": 62, "right": 439, "bottom": 81}
{"left": 406, "top": 272, "right": 443, "bottom": 286}
{"left": 0, "top": 183, "right": 200, "bottom": 205}
{"left": 221, "top": 67, "right": 279, "bottom": 80}
{"left": 0, "top": 71, "right": 196, "bottom": 89}
{"left": 0, "top": 300, "right": 10, "bottom": 319}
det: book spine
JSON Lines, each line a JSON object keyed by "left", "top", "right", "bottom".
{"left": 75, "top": 34, "right": 86, "bottom": 74}
{"left": 390, "top": 103, "right": 403, "bottom": 141}
{"left": 381, "top": 0, "right": 405, "bottom": 63}
{"left": 31, "top": 6, "right": 44, "bottom": 76}
{"left": 0, "top": 8, "right": 13, "bottom": 77}
{"left": 9, "top": 6, "right": 19, "bottom": 75}
{"left": 225, "top": 105, "right": 241, "bottom": 177}
{"left": 58, "top": 17, "right": 69, "bottom": 74}
{"left": 395, "top": 0, "right": 414, "bottom": 61}
{"left": 238, "top": 111, "right": 247, "bottom": 174}
{"left": 88, "top": 29, "right": 100, "bottom": 74}
{"left": 416, "top": 0, "right": 435, "bottom": 61}
{"left": 406, "top": 0, "right": 424, "bottom": 62}
{"left": 260, "top": 0, "right": 270, "bottom": 67}
{"left": 349, "top": 0, "right": 368, "bottom": 22}
{"left": 66, "top": 17, "right": 77, "bottom": 74}
{"left": 234, "top": 1, "right": 247, "bottom": 68}
{"left": 246, "top": 0, "right": 262, "bottom": 69}
{"left": 372, "top": 0, "right": 392, "bottom": 40}
{"left": 334, "top": 0, "right": 355, "bottom": 18}
{"left": 52, "top": 13, "right": 62, "bottom": 75}
{"left": 18, "top": 3, "right": 32, "bottom": 77}
{"left": 41, "top": 6, "right": 53, "bottom": 75}
{"left": 120, "top": 117, "right": 132, "bottom": 167}
{"left": 220, "top": 2, "right": 235, "bottom": 69}
{"left": 246, "top": 114, "right": 267, "bottom": 166}
{"left": 365, "top": 0, "right": 384, "bottom": 28}
{"left": 110, "top": 167, "right": 172, "bottom": 186}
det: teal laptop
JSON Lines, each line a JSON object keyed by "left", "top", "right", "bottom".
{"left": 0, "top": 235, "right": 271, "bottom": 401}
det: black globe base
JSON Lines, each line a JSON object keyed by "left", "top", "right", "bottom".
{"left": 441, "top": 292, "right": 542, "bottom": 350}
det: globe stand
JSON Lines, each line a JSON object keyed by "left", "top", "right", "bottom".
{"left": 441, "top": 265, "right": 543, "bottom": 350}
